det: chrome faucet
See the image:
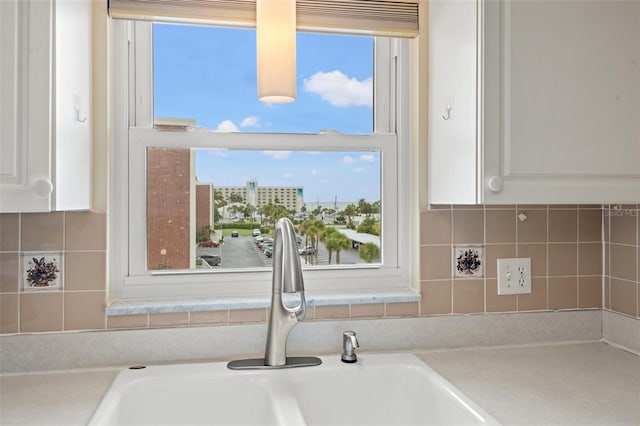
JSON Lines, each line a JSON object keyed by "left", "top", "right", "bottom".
{"left": 228, "top": 218, "right": 321, "bottom": 370}
{"left": 265, "top": 217, "right": 307, "bottom": 366}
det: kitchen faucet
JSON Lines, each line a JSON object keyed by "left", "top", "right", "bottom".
{"left": 228, "top": 218, "right": 321, "bottom": 370}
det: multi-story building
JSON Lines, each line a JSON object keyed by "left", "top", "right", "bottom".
{"left": 216, "top": 180, "right": 303, "bottom": 212}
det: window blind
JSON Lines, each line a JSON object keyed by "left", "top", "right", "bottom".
{"left": 108, "top": 0, "right": 419, "bottom": 38}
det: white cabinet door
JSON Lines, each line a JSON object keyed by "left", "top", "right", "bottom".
{"left": 483, "top": 0, "right": 640, "bottom": 203}
{"left": 429, "top": 0, "right": 640, "bottom": 204}
{"left": 0, "top": 0, "right": 54, "bottom": 212}
{"left": 0, "top": 0, "right": 92, "bottom": 212}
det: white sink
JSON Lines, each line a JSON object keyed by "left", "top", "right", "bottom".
{"left": 89, "top": 353, "right": 500, "bottom": 426}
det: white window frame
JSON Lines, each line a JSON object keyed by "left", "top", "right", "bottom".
{"left": 110, "top": 20, "right": 416, "bottom": 305}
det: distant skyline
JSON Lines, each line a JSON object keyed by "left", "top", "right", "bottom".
{"left": 153, "top": 24, "right": 378, "bottom": 202}
{"left": 195, "top": 150, "right": 380, "bottom": 203}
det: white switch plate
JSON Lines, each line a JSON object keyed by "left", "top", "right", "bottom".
{"left": 497, "top": 258, "right": 531, "bottom": 295}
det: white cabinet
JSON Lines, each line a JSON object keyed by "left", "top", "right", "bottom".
{"left": 428, "top": 0, "right": 640, "bottom": 204}
{"left": 0, "top": 0, "right": 92, "bottom": 212}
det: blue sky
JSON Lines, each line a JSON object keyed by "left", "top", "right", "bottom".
{"left": 153, "top": 24, "right": 379, "bottom": 202}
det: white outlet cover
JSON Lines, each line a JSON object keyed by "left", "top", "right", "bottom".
{"left": 497, "top": 258, "right": 531, "bottom": 295}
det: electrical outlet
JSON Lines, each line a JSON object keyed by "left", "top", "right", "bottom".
{"left": 497, "top": 258, "right": 531, "bottom": 295}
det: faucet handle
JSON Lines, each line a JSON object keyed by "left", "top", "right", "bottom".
{"left": 341, "top": 331, "right": 359, "bottom": 363}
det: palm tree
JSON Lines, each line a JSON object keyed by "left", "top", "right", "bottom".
{"left": 213, "top": 189, "right": 227, "bottom": 223}
{"left": 322, "top": 208, "right": 336, "bottom": 222}
{"left": 319, "top": 226, "right": 337, "bottom": 264}
{"left": 311, "top": 205, "right": 323, "bottom": 220}
{"left": 301, "top": 219, "right": 324, "bottom": 264}
{"left": 331, "top": 232, "right": 352, "bottom": 264}
{"left": 261, "top": 203, "right": 275, "bottom": 226}
{"left": 358, "top": 242, "right": 380, "bottom": 263}
{"left": 342, "top": 204, "right": 357, "bottom": 227}
{"left": 244, "top": 204, "right": 257, "bottom": 227}
{"left": 228, "top": 192, "right": 243, "bottom": 203}
{"left": 358, "top": 198, "right": 373, "bottom": 215}
{"left": 271, "top": 205, "right": 290, "bottom": 225}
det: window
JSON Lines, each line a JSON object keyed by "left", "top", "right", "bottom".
{"left": 111, "top": 19, "right": 415, "bottom": 304}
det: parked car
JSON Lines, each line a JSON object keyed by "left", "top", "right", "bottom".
{"left": 264, "top": 246, "right": 273, "bottom": 257}
{"left": 230, "top": 230, "right": 239, "bottom": 237}
{"left": 198, "top": 240, "right": 219, "bottom": 248}
{"left": 261, "top": 242, "right": 273, "bottom": 252}
{"left": 258, "top": 238, "right": 273, "bottom": 249}
{"left": 298, "top": 245, "right": 315, "bottom": 256}
{"left": 252, "top": 229, "right": 261, "bottom": 237}
{"left": 199, "top": 254, "right": 221, "bottom": 266}
{"left": 195, "top": 258, "right": 212, "bottom": 269}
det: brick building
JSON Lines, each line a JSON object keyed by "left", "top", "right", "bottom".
{"left": 196, "top": 183, "right": 214, "bottom": 234}
{"left": 146, "top": 147, "right": 195, "bottom": 270}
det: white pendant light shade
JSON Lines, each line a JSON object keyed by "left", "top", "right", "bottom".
{"left": 257, "top": 0, "right": 296, "bottom": 103}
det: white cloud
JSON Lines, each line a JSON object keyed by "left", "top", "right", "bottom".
{"left": 241, "top": 116, "right": 259, "bottom": 127}
{"left": 311, "top": 169, "right": 318, "bottom": 176}
{"left": 282, "top": 172, "right": 293, "bottom": 179}
{"left": 319, "top": 178, "right": 329, "bottom": 184}
{"left": 341, "top": 156, "right": 355, "bottom": 165}
{"left": 262, "top": 150, "right": 292, "bottom": 159}
{"left": 304, "top": 70, "right": 373, "bottom": 107}
{"left": 360, "top": 154, "right": 375, "bottom": 162}
{"left": 215, "top": 120, "right": 238, "bottom": 132}
{"left": 354, "top": 167, "right": 365, "bottom": 173}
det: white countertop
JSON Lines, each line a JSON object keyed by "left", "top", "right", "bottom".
{"left": 1, "top": 342, "right": 638, "bottom": 425}
{"left": 418, "top": 342, "right": 640, "bottom": 426}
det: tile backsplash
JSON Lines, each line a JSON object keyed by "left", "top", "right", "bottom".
{"left": 1, "top": 205, "right": 638, "bottom": 335}
{"left": 0, "top": 212, "right": 107, "bottom": 333}
{"left": 604, "top": 205, "right": 639, "bottom": 318}
{"left": 420, "top": 205, "right": 605, "bottom": 315}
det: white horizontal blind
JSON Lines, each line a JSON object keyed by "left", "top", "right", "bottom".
{"left": 108, "top": 0, "right": 419, "bottom": 37}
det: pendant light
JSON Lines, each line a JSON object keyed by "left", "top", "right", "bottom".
{"left": 256, "top": 0, "right": 296, "bottom": 103}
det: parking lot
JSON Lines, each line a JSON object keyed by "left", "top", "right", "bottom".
{"left": 196, "top": 234, "right": 365, "bottom": 270}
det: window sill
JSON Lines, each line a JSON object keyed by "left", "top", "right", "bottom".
{"left": 105, "top": 289, "right": 421, "bottom": 316}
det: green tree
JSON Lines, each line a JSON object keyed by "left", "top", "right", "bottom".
{"left": 228, "top": 192, "right": 243, "bottom": 203}
{"left": 358, "top": 242, "right": 380, "bottom": 263}
{"left": 357, "top": 217, "right": 380, "bottom": 236}
{"left": 261, "top": 203, "right": 275, "bottom": 226}
{"left": 330, "top": 232, "right": 352, "bottom": 264}
{"left": 322, "top": 208, "right": 335, "bottom": 220}
{"left": 311, "top": 205, "right": 323, "bottom": 220}
{"left": 271, "top": 205, "right": 290, "bottom": 225}
{"left": 319, "top": 226, "right": 338, "bottom": 264}
{"left": 228, "top": 204, "right": 244, "bottom": 220}
{"left": 301, "top": 219, "right": 324, "bottom": 264}
{"left": 357, "top": 198, "right": 373, "bottom": 215}
{"left": 213, "top": 190, "right": 227, "bottom": 223}
{"left": 243, "top": 204, "right": 256, "bottom": 220}
{"left": 341, "top": 204, "right": 357, "bottom": 226}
